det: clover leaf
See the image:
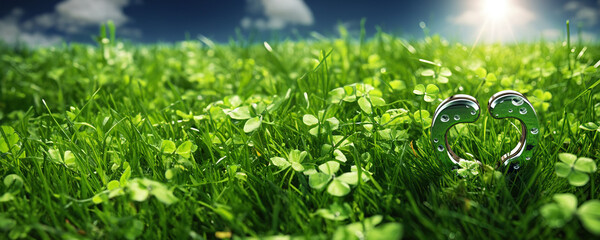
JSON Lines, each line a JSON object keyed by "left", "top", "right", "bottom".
{"left": 540, "top": 193, "right": 577, "bottom": 228}
{"left": 303, "top": 113, "right": 340, "bottom": 136}
{"left": 315, "top": 202, "right": 352, "bottom": 221}
{"left": 226, "top": 106, "right": 252, "bottom": 120}
{"left": 577, "top": 200, "right": 600, "bottom": 235}
{"left": 580, "top": 122, "right": 600, "bottom": 132}
{"left": 332, "top": 215, "right": 403, "bottom": 240}
{"left": 555, "top": 153, "right": 597, "bottom": 186}
{"left": 0, "top": 126, "right": 25, "bottom": 159}
{"left": 540, "top": 194, "right": 600, "bottom": 235}
{"left": 413, "top": 84, "right": 439, "bottom": 102}
{"left": 243, "top": 116, "right": 262, "bottom": 133}
{"left": 413, "top": 110, "right": 432, "bottom": 128}
{"left": 269, "top": 149, "right": 308, "bottom": 172}
{"left": 530, "top": 89, "right": 552, "bottom": 111}
{"left": 308, "top": 162, "right": 370, "bottom": 197}
{"left": 455, "top": 160, "right": 480, "bottom": 178}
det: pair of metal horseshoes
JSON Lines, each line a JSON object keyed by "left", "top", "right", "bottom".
{"left": 430, "top": 90, "right": 540, "bottom": 168}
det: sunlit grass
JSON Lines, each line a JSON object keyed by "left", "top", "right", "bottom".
{"left": 0, "top": 25, "right": 599, "bottom": 239}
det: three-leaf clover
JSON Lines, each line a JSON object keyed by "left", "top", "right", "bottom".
{"left": 413, "top": 84, "right": 439, "bottom": 102}
{"left": 160, "top": 140, "right": 197, "bottom": 159}
{"left": 540, "top": 193, "right": 577, "bottom": 228}
{"left": 308, "top": 162, "right": 370, "bottom": 197}
{"left": 421, "top": 67, "right": 452, "bottom": 83}
{"left": 357, "top": 95, "right": 385, "bottom": 114}
{"left": 455, "top": 160, "right": 480, "bottom": 178}
{"left": 270, "top": 149, "right": 309, "bottom": 172}
{"left": 555, "top": 153, "right": 597, "bottom": 187}
{"left": 412, "top": 110, "right": 432, "bottom": 128}
{"left": 225, "top": 106, "right": 262, "bottom": 133}
{"left": 303, "top": 112, "right": 340, "bottom": 136}
{"left": 541, "top": 193, "right": 600, "bottom": 235}
{"left": 530, "top": 89, "right": 552, "bottom": 111}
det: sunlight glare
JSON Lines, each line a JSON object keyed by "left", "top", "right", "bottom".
{"left": 483, "top": 0, "right": 509, "bottom": 21}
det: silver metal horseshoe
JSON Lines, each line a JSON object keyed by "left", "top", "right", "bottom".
{"left": 488, "top": 90, "right": 540, "bottom": 165}
{"left": 430, "top": 94, "right": 481, "bottom": 167}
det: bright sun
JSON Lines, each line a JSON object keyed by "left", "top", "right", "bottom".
{"left": 482, "top": 0, "right": 510, "bottom": 21}
{"left": 469, "top": 0, "right": 522, "bottom": 45}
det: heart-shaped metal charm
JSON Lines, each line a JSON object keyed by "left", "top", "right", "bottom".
{"left": 488, "top": 90, "right": 540, "bottom": 165}
{"left": 431, "top": 90, "right": 540, "bottom": 168}
{"left": 430, "top": 94, "right": 481, "bottom": 167}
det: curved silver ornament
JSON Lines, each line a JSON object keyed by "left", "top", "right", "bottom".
{"left": 488, "top": 90, "right": 540, "bottom": 165}
{"left": 430, "top": 94, "right": 481, "bottom": 166}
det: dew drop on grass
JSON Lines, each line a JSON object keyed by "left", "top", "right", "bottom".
{"left": 530, "top": 128, "right": 538, "bottom": 134}
{"left": 519, "top": 108, "right": 527, "bottom": 114}
{"left": 471, "top": 110, "right": 476, "bottom": 115}
{"left": 526, "top": 157, "right": 531, "bottom": 160}
{"left": 512, "top": 98, "right": 524, "bottom": 106}
{"left": 437, "top": 145, "right": 444, "bottom": 151}
{"left": 508, "top": 109, "right": 513, "bottom": 113}
{"left": 454, "top": 115, "right": 460, "bottom": 120}
{"left": 433, "top": 138, "right": 439, "bottom": 143}
{"left": 441, "top": 115, "right": 450, "bottom": 122}
{"left": 513, "top": 164, "right": 520, "bottom": 170}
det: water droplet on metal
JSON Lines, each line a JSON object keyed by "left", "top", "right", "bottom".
{"left": 441, "top": 115, "right": 450, "bottom": 122}
{"left": 530, "top": 128, "right": 538, "bottom": 134}
{"left": 437, "top": 145, "right": 444, "bottom": 151}
{"left": 512, "top": 98, "right": 524, "bottom": 106}
{"left": 519, "top": 107, "right": 527, "bottom": 114}
{"left": 454, "top": 115, "right": 460, "bottom": 120}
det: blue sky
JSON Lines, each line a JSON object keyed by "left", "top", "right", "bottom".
{"left": 0, "top": 0, "right": 598, "bottom": 46}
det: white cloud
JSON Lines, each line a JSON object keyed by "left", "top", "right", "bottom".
{"left": 241, "top": 0, "right": 314, "bottom": 30}
{"left": 0, "top": 8, "right": 62, "bottom": 46}
{"left": 449, "top": 10, "right": 479, "bottom": 26}
{"left": 571, "top": 31, "right": 597, "bottom": 42}
{"left": 564, "top": 1, "right": 581, "bottom": 11}
{"left": 0, "top": 0, "right": 139, "bottom": 46}
{"left": 564, "top": 0, "right": 600, "bottom": 26}
{"left": 54, "top": 0, "right": 131, "bottom": 33}
{"left": 574, "top": 8, "right": 598, "bottom": 26}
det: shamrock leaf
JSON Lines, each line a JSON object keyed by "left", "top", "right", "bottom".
{"left": 227, "top": 106, "right": 252, "bottom": 120}
{"left": 455, "top": 160, "right": 480, "bottom": 178}
{"left": 579, "top": 122, "right": 600, "bottom": 132}
{"left": 540, "top": 193, "right": 577, "bottom": 228}
{"left": 244, "top": 116, "right": 262, "bottom": 132}
{"left": 555, "top": 153, "right": 598, "bottom": 186}
{"left": 269, "top": 149, "right": 308, "bottom": 172}
{"left": 413, "top": 84, "right": 439, "bottom": 102}
{"left": 302, "top": 113, "right": 340, "bottom": 136}
{"left": 577, "top": 200, "right": 600, "bottom": 235}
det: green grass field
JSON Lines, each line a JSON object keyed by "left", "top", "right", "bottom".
{"left": 1, "top": 25, "right": 600, "bottom": 239}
